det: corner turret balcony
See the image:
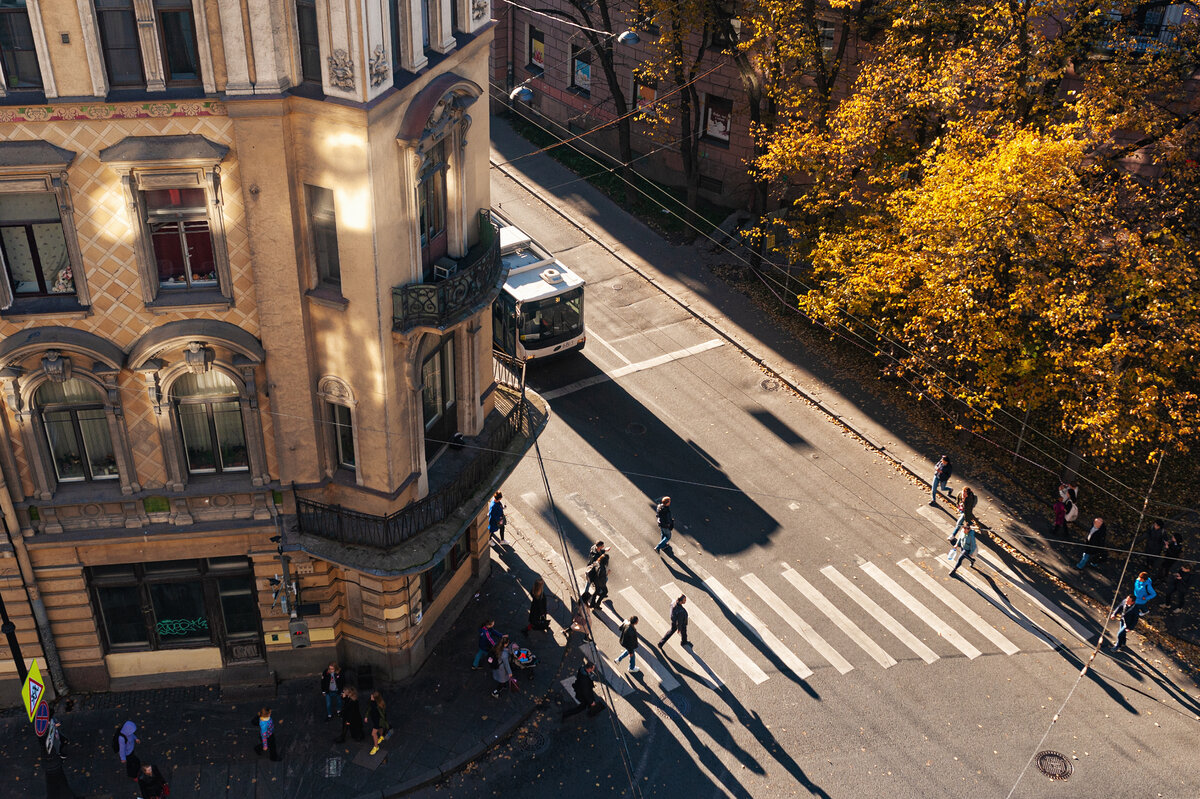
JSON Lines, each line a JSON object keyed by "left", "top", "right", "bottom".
{"left": 393, "top": 211, "right": 505, "bottom": 334}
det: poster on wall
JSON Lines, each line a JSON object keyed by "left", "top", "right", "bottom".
{"left": 573, "top": 58, "right": 591, "bottom": 92}
{"left": 530, "top": 31, "right": 545, "bottom": 69}
{"left": 705, "top": 98, "right": 732, "bottom": 141}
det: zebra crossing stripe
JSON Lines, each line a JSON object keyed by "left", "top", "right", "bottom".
{"left": 662, "top": 582, "right": 769, "bottom": 685}
{"left": 566, "top": 492, "right": 641, "bottom": 557}
{"left": 897, "top": 559, "right": 1020, "bottom": 656}
{"left": 703, "top": 576, "right": 813, "bottom": 680}
{"left": 619, "top": 587, "right": 722, "bottom": 691}
{"left": 742, "top": 573, "right": 854, "bottom": 675}
{"left": 595, "top": 605, "right": 681, "bottom": 692}
{"left": 860, "top": 562, "right": 981, "bottom": 660}
{"left": 781, "top": 567, "right": 896, "bottom": 668}
{"left": 822, "top": 565, "right": 939, "bottom": 664}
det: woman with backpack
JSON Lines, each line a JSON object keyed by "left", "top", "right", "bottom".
{"left": 489, "top": 635, "right": 514, "bottom": 697}
{"left": 114, "top": 720, "right": 140, "bottom": 779}
{"left": 366, "top": 691, "right": 390, "bottom": 755}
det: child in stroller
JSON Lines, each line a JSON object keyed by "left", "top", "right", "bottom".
{"left": 510, "top": 641, "right": 538, "bottom": 670}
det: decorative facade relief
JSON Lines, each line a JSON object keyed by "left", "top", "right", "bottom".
{"left": 370, "top": 45, "right": 390, "bottom": 87}
{"left": 472, "top": 0, "right": 489, "bottom": 21}
{"left": 328, "top": 50, "right": 356, "bottom": 91}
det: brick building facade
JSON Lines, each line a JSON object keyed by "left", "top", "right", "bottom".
{"left": 0, "top": 0, "right": 526, "bottom": 696}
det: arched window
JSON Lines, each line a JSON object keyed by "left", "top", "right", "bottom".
{"left": 172, "top": 371, "right": 248, "bottom": 474}
{"left": 35, "top": 378, "right": 118, "bottom": 483}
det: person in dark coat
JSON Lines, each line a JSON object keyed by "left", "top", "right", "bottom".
{"left": 1051, "top": 499, "right": 1067, "bottom": 539}
{"left": 1161, "top": 564, "right": 1196, "bottom": 612}
{"left": 136, "top": 763, "right": 168, "bottom": 799}
{"left": 586, "top": 553, "right": 609, "bottom": 608}
{"left": 320, "top": 662, "right": 343, "bottom": 719}
{"left": 614, "top": 616, "right": 641, "bottom": 673}
{"left": 930, "top": 455, "right": 953, "bottom": 504}
{"left": 1107, "top": 595, "right": 1140, "bottom": 653}
{"left": 366, "top": 691, "right": 390, "bottom": 755}
{"left": 561, "top": 661, "right": 603, "bottom": 719}
{"left": 472, "top": 619, "right": 501, "bottom": 669}
{"left": 335, "top": 685, "right": 365, "bottom": 742}
{"left": 653, "top": 497, "right": 675, "bottom": 552}
{"left": 587, "top": 541, "right": 609, "bottom": 566}
{"left": 658, "top": 595, "right": 691, "bottom": 647}
{"left": 1077, "top": 518, "right": 1107, "bottom": 569}
{"left": 948, "top": 487, "right": 977, "bottom": 543}
{"left": 1159, "top": 532, "right": 1183, "bottom": 579}
{"left": 524, "top": 578, "right": 551, "bottom": 633}
{"left": 1144, "top": 520, "right": 1165, "bottom": 560}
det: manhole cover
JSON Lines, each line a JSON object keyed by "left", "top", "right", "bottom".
{"left": 668, "top": 694, "right": 690, "bottom": 716}
{"left": 515, "top": 729, "right": 550, "bottom": 756}
{"left": 627, "top": 422, "right": 647, "bottom": 435}
{"left": 1035, "top": 751, "right": 1072, "bottom": 781}
{"left": 322, "top": 757, "right": 344, "bottom": 778}
{"left": 612, "top": 283, "right": 624, "bottom": 291}
{"left": 761, "top": 378, "right": 780, "bottom": 391}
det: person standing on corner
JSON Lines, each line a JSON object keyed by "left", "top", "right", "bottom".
{"left": 115, "top": 720, "right": 140, "bottom": 779}
{"left": 366, "top": 691, "right": 391, "bottom": 755}
{"left": 1051, "top": 497, "right": 1068, "bottom": 539}
{"left": 586, "top": 552, "right": 610, "bottom": 609}
{"left": 335, "top": 685, "right": 365, "bottom": 743}
{"left": 136, "top": 763, "right": 168, "bottom": 799}
{"left": 472, "top": 618, "right": 501, "bottom": 669}
{"left": 614, "top": 616, "right": 641, "bottom": 673}
{"left": 255, "top": 708, "right": 280, "bottom": 761}
{"left": 1143, "top": 520, "right": 1165, "bottom": 572}
{"left": 948, "top": 487, "right": 977, "bottom": 543}
{"left": 1159, "top": 532, "right": 1183, "bottom": 580}
{"left": 490, "top": 636, "right": 514, "bottom": 698}
{"left": 488, "top": 491, "right": 507, "bottom": 544}
{"left": 1133, "top": 571, "right": 1157, "bottom": 611}
{"left": 524, "top": 578, "right": 551, "bottom": 633}
{"left": 930, "top": 455, "right": 953, "bottom": 505}
{"left": 1077, "top": 517, "right": 1107, "bottom": 570}
{"left": 658, "top": 595, "right": 691, "bottom": 648}
{"left": 320, "top": 662, "right": 343, "bottom": 720}
{"left": 653, "top": 496, "right": 675, "bottom": 553}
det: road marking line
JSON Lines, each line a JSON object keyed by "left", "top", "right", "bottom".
{"left": 781, "top": 567, "right": 896, "bottom": 668}
{"left": 955, "top": 569, "right": 1059, "bottom": 650}
{"left": 916, "top": 504, "right": 1093, "bottom": 645}
{"left": 897, "top": 559, "right": 1020, "bottom": 655}
{"left": 662, "top": 582, "right": 768, "bottom": 684}
{"left": 565, "top": 492, "right": 640, "bottom": 557}
{"left": 620, "top": 587, "right": 721, "bottom": 690}
{"left": 822, "top": 565, "right": 939, "bottom": 664}
{"left": 743, "top": 573, "right": 853, "bottom": 674}
{"left": 860, "top": 562, "right": 981, "bottom": 660}
{"left": 541, "top": 339, "right": 724, "bottom": 400}
{"left": 703, "top": 576, "right": 813, "bottom": 679}
{"left": 588, "top": 329, "right": 632, "bottom": 365}
{"left": 596, "top": 605, "right": 681, "bottom": 691}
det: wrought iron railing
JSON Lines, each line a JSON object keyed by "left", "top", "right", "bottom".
{"left": 295, "top": 396, "right": 531, "bottom": 549}
{"left": 393, "top": 210, "right": 503, "bottom": 332}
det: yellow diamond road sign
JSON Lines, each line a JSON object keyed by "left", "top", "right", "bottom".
{"left": 21, "top": 659, "right": 45, "bottom": 722}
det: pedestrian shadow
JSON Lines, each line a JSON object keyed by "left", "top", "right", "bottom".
{"left": 1107, "top": 649, "right": 1200, "bottom": 717}
{"left": 1056, "top": 646, "right": 1139, "bottom": 714}
{"left": 661, "top": 553, "right": 821, "bottom": 699}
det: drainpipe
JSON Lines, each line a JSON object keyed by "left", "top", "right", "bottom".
{"left": 0, "top": 471, "right": 68, "bottom": 695}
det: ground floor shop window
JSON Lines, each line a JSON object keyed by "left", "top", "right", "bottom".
{"left": 422, "top": 534, "right": 467, "bottom": 605}
{"left": 88, "top": 557, "right": 260, "bottom": 654}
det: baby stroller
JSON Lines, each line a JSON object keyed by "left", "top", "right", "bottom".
{"left": 510, "top": 642, "right": 538, "bottom": 670}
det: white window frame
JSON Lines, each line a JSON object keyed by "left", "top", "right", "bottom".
{"left": 0, "top": 173, "right": 91, "bottom": 312}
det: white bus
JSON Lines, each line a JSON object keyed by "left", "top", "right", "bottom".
{"left": 491, "top": 214, "right": 586, "bottom": 360}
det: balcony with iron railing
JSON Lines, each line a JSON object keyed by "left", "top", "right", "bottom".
{"left": 291, "top": 373, "right": 544, "bottom": 573}
{"left": 392, "top": 210, "right": 505, "bottom": 333}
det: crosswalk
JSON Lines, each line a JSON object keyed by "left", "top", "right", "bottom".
{"left": 586, "top": 558, "right": 1046, "bottom": 695}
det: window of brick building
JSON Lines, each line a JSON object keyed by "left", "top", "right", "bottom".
{"left": 154, "top": 0, "right": 201, "bottom": 87}
{"left": 702, "top": 94, "right": 733, "bottom": 143}
{"left": 145, "top": 187, "right": 218, "bottom": 292}
{"left": 36, "top": 378, "right": 119, "bottom": 483}
{"left": 570, "top": 46, "right": 590, "bottom": 95}
{"left": 527, "top": 26, "right": 544, "bottom": 74}
{"left": 94, "top": 0, "right": 144, "bottom": 87}
{"left": 172, "top": 371, "right": 248, "bottom": 475}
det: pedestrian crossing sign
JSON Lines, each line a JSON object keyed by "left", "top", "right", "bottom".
{"left": 21, "top": 659, "right": 45, "bottom": 722}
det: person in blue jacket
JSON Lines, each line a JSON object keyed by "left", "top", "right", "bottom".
{"left": 488, "top": 491, "right": 506, "bottom": 543}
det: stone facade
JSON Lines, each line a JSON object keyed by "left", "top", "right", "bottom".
{"left": 0, "top": 0, "right": 512, "bottom": 695}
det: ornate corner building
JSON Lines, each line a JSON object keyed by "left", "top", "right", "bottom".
{"left": 0, "top": 0, "right": 527, "bottom": 693}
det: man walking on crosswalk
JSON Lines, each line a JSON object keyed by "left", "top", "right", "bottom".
{"left": 658, "top": 595, "right": 691, "bottom": 648}
{"left": 654, "top": 497, "right": 675, "bottom": 553}
{"left": 615, "top": 616, "right": 641, "bottom": 672}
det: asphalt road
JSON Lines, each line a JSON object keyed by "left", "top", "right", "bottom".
{"left": 412, "top": 139, "right": 1200, "bottom": 799}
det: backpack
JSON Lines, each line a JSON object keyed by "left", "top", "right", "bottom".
{"left": 111, "top": 728, "right": 124, "bottom": 754}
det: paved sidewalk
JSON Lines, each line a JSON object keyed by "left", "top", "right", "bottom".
{"left": 3, "top": 522, "right": 575, "bottom": 798}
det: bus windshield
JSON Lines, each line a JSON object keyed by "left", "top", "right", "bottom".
{"left": 519, "top": 288, "right": 583, "bottom": 348}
